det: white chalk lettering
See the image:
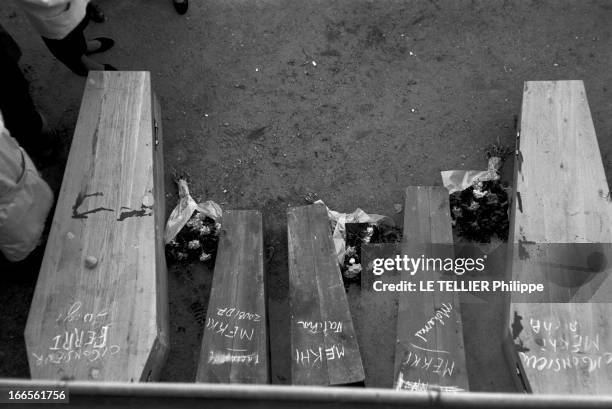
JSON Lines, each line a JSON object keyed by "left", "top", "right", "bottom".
{"left": 294, "top": 344, "right": 345, "bottom": 367}
{"left": 519, "top": 352, "right": 612, "bottom": 373}
{"left": 207, "top": 351, "right": 259, "bottom": 365}
{"left": 206, "top": 317, "right": 256, "bottom": 342}
{"left": 296, "top": 320, "right": 343, "bottom": 335}
{"left": 34, "top": 302, "right": 119, "bottom": 366}
{"left": 403, "top": 349, "right": 456, "bottom": 378}
{"left": 395, "top": 372, "right": 464, "bottom": 393}
{"left": 414, "top": 303, "right": 452, "bottom": 343}
{"left": 216, "top": 306, "right": 261, "bottom": 322}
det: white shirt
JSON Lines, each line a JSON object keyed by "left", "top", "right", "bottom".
{"left": 0, "top": 111, "right": 54, "bottom": 261}
{"left": 14, "top": 0, "right": 88, "bottom": 40}
{"left": 0, "top": 112, "right": 25, "bottom": 204}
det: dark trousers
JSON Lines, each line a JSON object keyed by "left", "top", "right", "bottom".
{"left": 42, "top": 15, "right": 90, "bottom": 76}
{"left": 0, "top": 25, "right": 43, "bottom": 158}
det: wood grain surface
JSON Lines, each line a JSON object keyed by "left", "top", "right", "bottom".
{"left": 504, "top": 80, "right": 612, "bottom": 394}
{"left": 24, "top": 71, "right": 169, "bottom": 381}
{"left": 287, "top": 204, "right": 365, "bottom": 385}
{"left": 394, "top": 186, "right": 469, "bottom": 392}
{"left": 196, "top": 210, "right": 268, "bottom": 384}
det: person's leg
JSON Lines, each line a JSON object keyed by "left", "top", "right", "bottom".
{"left": 42, "top": 17, "right": 92, "bottom": 76}
{"left": 41, "top": 16, "right": 115, "bottom": 76}
{"left": 0, "top": 47, "right": 45, "bottom": 158}
{"left": 86, "top": 1, "right": 106, "bottom": 23}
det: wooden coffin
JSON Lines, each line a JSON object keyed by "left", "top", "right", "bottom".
{"left": 504, "top": 80, "right": 612, "bottom": 393}
{"left": 287, "top": 204, "right": 365, "bottom": 385}
{"left": 394, "top": 186, "right": 469, "bottom": 392}
{"left": 196, "top": 210, "right": 268, "bottom": 383}
{"left": 24, "top": 71, "right": 168, "bottom": 381}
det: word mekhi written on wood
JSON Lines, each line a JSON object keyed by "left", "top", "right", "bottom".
{"left": 394, "top": 187, "right": 469, "bottom": 392}
{"left": 294, "top": 319, "right": 347, "bottom": 367}
{"left": 517, "top": 315, "right": 612, "bottom": 374}
{"left": 196, "top": 210, "right": 268, "bottom": 384}
{"left": 288, "top": 204, "right": 365, "bottom": 385}
{"left": 395, "top": 302, "right": 463, "bottom": 392}
{"left": 505, "top": 81, "right": 612, "bottom": 394}
{"left": 204, "top": 306, "right": 262, "bottom": 365}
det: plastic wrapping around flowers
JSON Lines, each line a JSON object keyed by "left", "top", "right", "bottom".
{"left": 164, "top": 179, "right": 223, "bottom": 263}
{"left": 441, "top": 156, "right": 502, "bottom": 195}
{"left": 313, "top": 199, "right": 402, "bottom": 281}
{"left": 313, "top": 199, "right": 387, "bottom": 264}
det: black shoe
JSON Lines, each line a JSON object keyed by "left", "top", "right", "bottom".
{"left": 86, "top": 2, "right": 106, "bottom": 23}
{"left": 85, "top": 37, "right": 115, "bottom": 55}
{"left": 173, "top": 0, "right": 188, "bottom": 15}
{"left": 103, "top": 64, "right": 117, "bottom": 71}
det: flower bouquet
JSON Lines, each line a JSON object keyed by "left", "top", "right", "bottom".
{"left": 164, "top": 178, "right": 222, "bottom": 264}
{"left": 443, "top": 142, "right": 512, "bottom": 242}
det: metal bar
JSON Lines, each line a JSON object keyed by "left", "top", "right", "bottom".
{"left": 2, "top": 379, "right": 612, "bottom": 408}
